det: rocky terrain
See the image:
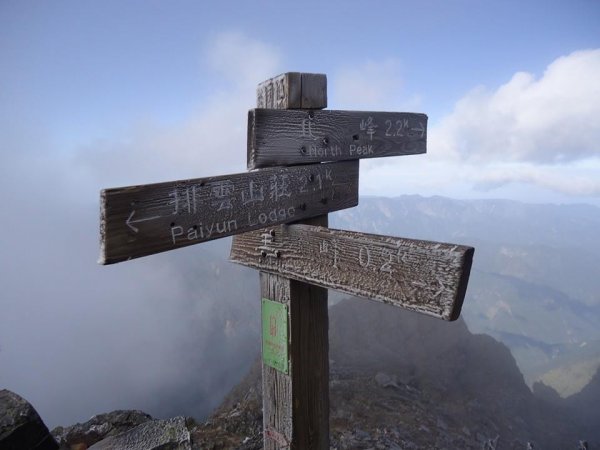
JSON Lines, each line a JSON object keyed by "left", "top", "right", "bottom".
{"left": 0, "top": 389, "right": 58, "bottom": 449}
{"left": 192, "top": 297, "right": 595, "bottom": 449}
{"left": 4, "top": 297, "right": 595, "bottom": 449}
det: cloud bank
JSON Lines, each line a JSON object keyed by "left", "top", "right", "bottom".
{"left": 434, "top": 49, "right": 600, "bottom": 164}
{"left": 352, "top": 50, "right": 600, "bottom": 201}
{"left": 331, "top": 59, "right": 421, "bottom": 112}
{"left": 78, "top": 31, "right": 283, "bottom": 188}
{"left": 0, "top": 31, "right": 279, "bottom": 428}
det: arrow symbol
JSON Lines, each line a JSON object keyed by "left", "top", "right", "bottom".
{"left": 126, "top": 210, "right": 161, "bottom": 233}
{"left": 410, "top": 122, "right": 425, "bottom": 138}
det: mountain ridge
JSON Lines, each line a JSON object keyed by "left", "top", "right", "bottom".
{"left": 333, "top": 195, "right": 600, "bottom": 395}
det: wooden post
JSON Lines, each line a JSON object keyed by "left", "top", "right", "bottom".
{"left": 257, "top": 73, "right": 330, "bottom": 449}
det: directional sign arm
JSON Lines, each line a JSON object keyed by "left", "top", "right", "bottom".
{"left": 230, "top": 224, "right": 474, "bottom": 321}
{"left": 99, "top": 161, "right": 359, "bottom": 265}
{"left": 248, "top": 109, "right": 427, "bottom": 169}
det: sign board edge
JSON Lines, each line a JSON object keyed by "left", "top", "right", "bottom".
{"left": 447, "top": 246, "right": 475, "bottom": 321}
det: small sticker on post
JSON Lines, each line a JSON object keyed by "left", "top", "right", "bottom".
{"left": 261, "top": 298, "right": 289, "bottom": 374}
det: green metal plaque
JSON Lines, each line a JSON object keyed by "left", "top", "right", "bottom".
{"left": 261, "top": 298, "right": 289, "bottom": 374}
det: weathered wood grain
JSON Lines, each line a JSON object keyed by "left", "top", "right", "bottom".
{"left": 300, "top": 73, "right": 327, "bottom": 109}
{"left": 256, "top": 72, "right": 326, "bottom": 109}
{"left": 231, "top": 224, "right": 474, "bottom": 321}
{"left": 248, "top": 109, "right": 427, "bottom": 168}
{"left": 99, "top": 161, "right": 358, "bottom": 264}
{"left": 257, "top": 72, "right": 301, "bottom": 109}
{"left": 252, "top": 72, "right": 330, "bottom": 450}
{"left": 260, "top": 215, "right": 329, "bottom": 450}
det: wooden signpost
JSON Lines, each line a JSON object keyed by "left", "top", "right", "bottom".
{"left": 249, "top": 74, "right": 331, "bottom": 450}
{"left": 231, "top": 224, "right": 473, "bottom": 321}
{"left": 100, "top": 161, "right": 358, "bottom": 264}
{"left": 99, "top": 72, "right": 474, "bottom": 450}
{"left": 248, "top": 109, "right": 426, "bottom": 168}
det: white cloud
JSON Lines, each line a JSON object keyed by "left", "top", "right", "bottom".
{"left": 206, "top": 31, "right": 282, "bottom": 93}
{"left": 432, "top": 49, "right": 600, "bottom": 164}
{"left": 77, "top": 31, "right": 283, "bottom": 188}
{"left": 470, "top": 160, "right": 600, "bottom": 197}
{"left": 332, "top": 59, "right": 421, "bottom": 111}
{"left": 0, "top": 30, "right": 281, "bottom": 427}
{"left": 359, "top": 50, "right": 600, "bottom": 202}
{"left": 361, "top": 156, "right": 600, "bottom": 203}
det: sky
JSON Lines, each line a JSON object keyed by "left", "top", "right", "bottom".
{"left": 1, "top": 0, "right": 599, "bottom": 428}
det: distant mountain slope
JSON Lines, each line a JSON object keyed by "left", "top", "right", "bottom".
{"left": 331, "top": 196, "right": 600, "bottom": 393}
{"left": 335, "top": 195, "right": 600, "bottom": 252}
{"left": 566, "top": 366, "right": 600, "bottom": 443}
{"left": 333, "top": 196, "right": 600, "bottom": 305}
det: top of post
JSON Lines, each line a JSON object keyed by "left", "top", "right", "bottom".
{"left": 257, "top": 72, "right": 327, "bottom": 110}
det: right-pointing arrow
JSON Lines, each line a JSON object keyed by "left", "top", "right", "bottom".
{"left": 411, "top": 122, "right": 425, "bottom": 138}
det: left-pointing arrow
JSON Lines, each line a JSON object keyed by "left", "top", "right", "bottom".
{"left": 126, "top": 210, "right": 161, "bottom": 233}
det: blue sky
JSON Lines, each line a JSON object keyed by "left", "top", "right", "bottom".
{"left": 1, "top": 0, "right": 600, "bottom": 428}
{"left": 2, "top": 0, "right": 600, "bottom": 204}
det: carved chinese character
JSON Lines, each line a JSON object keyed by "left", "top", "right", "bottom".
{"left": 265, "top": 82, "right": 274, "bottom": 108}
{"left": 269, "top": 174, "right": 291, "bottom": 201}
{"left": 301, "top": 114, "right": 317, "bottom": 140}
{"left": 167, "top": 189, "right": 180, "bottom": 215}
{"left": 208, "top": 180, "right": 235, "bottom": 211}
{"left": 167, "top": 186, "right": 197, "bottom": 215}
{"left": 274, "top": 77, "right": 286, "bottom": 108}
{"left": 360, "top": 116, "right": 378, "bottom": 141}
{"left": 257, "top": 86, "right": 266, "bottom": 108}
{"left": 319, "top": 239, "right": 339, "bottom": 268}
{"left": 242, "top": 180, "right": 264, "bottom": 205}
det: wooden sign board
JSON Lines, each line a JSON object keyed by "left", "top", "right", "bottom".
{"left": 248, "top": 109, "right": 427, "bottom": 169}
{"left": 100, "top": 161, "right": 359, "bottom": 265}
{"left": 257, "top": 72, "right": 327, "bottom": 109}
{"left": 231, "top": 224, "right": 473, "bottom": 321}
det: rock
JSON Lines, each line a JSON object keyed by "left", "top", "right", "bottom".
{"left": 374, "top": 372, "right": 400, "bottom": 389}
{"left": 0, "top": 389, "right": 59, "bottom": 450}
{"left": 52, "top": 410, "right": 152, "bottom": 449}
{"left": 354, "top": 427, "right": 371, "bottom": 440}
{"left": 88, "top": 416, "right": 191, "bottom": 450}
{"left": 436, "top": 417, "right": 448, "bottom": 430}
{"left": 418, "top": 425, "right": 430, "bottom": 433}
